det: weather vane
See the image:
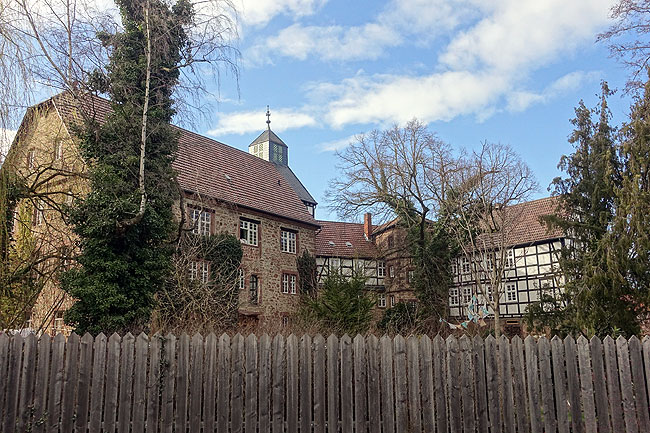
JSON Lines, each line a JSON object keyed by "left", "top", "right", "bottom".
{"left": 266, "top": 105, "right": 271, "bottom": 130}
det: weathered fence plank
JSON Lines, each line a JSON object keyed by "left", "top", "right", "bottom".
{"left": 231, "top": 334, "right": 245, "bottom": 433}
{"left": 339, "top": 334, "right": 353, "bottom": 433}
{"left": 486, "top": 335, "right": 502, "bottom": 433}
{"left": 459, "top": 336, "right": 476, "bottom": 433}
{"left": 407, "top": 336, "right": 422, "bottom": 433}
{"left": 47, "top": 333, "right": 66, "bottom": 433}
{"left": 286, "top": 334, "right": 299, "bottom": 433}
{"left": 525, "top": 336, "right": 542, "bottom": 433}
{"left": 446, "top": 336, "right": 462, "bottom": 433}
{"left": 616, "top": 336, "right": 639, "bottom": 433}
{"left": 203, "top": 333, "right": 217, "bottom": 433}
{"left": 366, "top": 335, "right": 382, "bottom": 433}
{"left": 604, "top": 335, "right": 625, "bottom": 433}
{"left": 511, "top": 336, "right": 530, "bottom": 433}
{"left": 132, "top": 333, "right": 149, "bottom": 433}
{"left": 258, "top": 334, "right": 272, "bottom": 433}
{"left": 565, "top": 336, "right": 585, "bottom": 433}
{"left": 161, "top": 334, "right": 176, "bottom": 433}
{"left": 551, "top": 336, "right": 569, "bottom": 433}
{"left": 272, "top": 335, "right": 285, "bottom": 433}
{"left": 577, "top": 336, "right": 596, "bottom": 433}
{"left": 60, "top": 332, "right": 79, "bottom": 433}
{"left": 313, "top": 334, "right": 326, "bottom": 433}
{"left": 629, "top": 336, "right": 650, "bottom": 433}
{"left": 89, "top": 333, "right": 107, "bottom": 433}
{"left": 217, "top": 334, "right": 231, "bottom": 433}
{"left": 189, "top": 334, "right": 204, "bottom": 433}
{"left": 175, "top": 334, "right": 190, "bottom": 433}
{"left": 380, "top": 335, "right": 395, "bottom": 433}
{"left": 473, "top": 335, "right": 490, "bottom": 433}
{"left": 117, "top": 333, "right": 135, "bottom": 433}
{"left": 394, "top": 335, "right": 408, "bottom": 433}
{"left": 419, "top": 335, "right": 435, "bottom": 433}
{"left": 0, "top": 333, "right": 9, "bottom": 430}
{"left": 4, "top": 334, "right": 23, "bottom": 433}
{"left": 432, "top": 335, "right": 447, "bottom": 433}
{"left": 591, "top": 336, "right": 611, "bottom": 433}
{"left": 245, "top": 334, "right": 258, "bottom": 433}
{"left": 538, "top": 337, "right": 557, "bottom": 433}
{"left": 499, "top": 335, "right": 515, "bottom": 433}
{"left": 300, "top": 335, "right": 313, "bottom": 433}
{"left": 16, "top": 334, "right": 37, "bottom": 433}
{"left": 146, "top": 334, "right": 162, "bottom": 433}
{"left": 74, "top": 333, "right": 93, "bottom": 433}
{"left": 353, "top": 334, "right": 368, "bottom": 433}
{"left": 326, "top": 334, "right": 339, "bottom": 433}
{"left": 103, "top": 333, "right": 121, "bottom": 433}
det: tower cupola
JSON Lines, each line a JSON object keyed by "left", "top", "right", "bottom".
{"left": 248, "top": 106, "right": 288, "bottom": 166}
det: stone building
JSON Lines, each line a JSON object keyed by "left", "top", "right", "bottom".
{"left": 6, "top": 94, "right": 319, "bottom": 332}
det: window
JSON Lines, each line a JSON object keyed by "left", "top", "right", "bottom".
{"left": 201, "top": 262, "right": 210, "bottom": 284}
{"left": 486, "top": 253, "right": 494, "bottom": 271}
{"left": 506, "top": 250, "right": 515, "bottom": 268}
{"left": 378, "top": 293, "right": 386, "bottom": 308}
{"left": 451, "top": 260, "right": 458, "bottom": 275}
{"left": 539, "top": 278, "right": 553, "bottom": 290}
{"left": 253, "top": 143, "right": 264, "bottom": 158}
{"left": 462, "top": 257, "right": 470, "bottom": 274}
{"left": 330, "top": 257, "right": 340, "bottom": 271}
{"left": 390, "top": 295, "right": 396, "bottom": 307}
{"left": 281, "top": 230, "right": 297, "bottom": 254}
{"left": 356, "top": 260, "right": 366, "bottom": 275}
{"left": 54, "top": 141, "right": 63, "bottom": 160}
{"left": 389, "top": 266, "right": 395, "bottom": 278}
{"left": 282, "top": 316, "right": 289, "bottom": 327}
{"left": 239, "top": 269, "right": 245, "bottom": 290}
{"left": 250, "top": 275, "right": 259, "bottom": 304}
{"left": 377, "top": 261, "right": 386, "bottom": 277}
{"left": 449, "top": 288, "right": 459, "bottom": 306}
{"left": 282, "top": 274, "right": 297, "bottom": 294}
{"left": 387, "top": 235, "right": 394, "bottom": 248}
{"left": 240, "top": 219, "right": 259, "bottom": 246}
{"left": 190, "top": 208, "right": 211, "bottom": 235}
{"left": 189, "top": 262, "right": 198, "bottom": 281}
{"left": 32, "top": 203, "right": 44, "bottom": 226}
{"left": 462, "top": 287, "right": 472, "bottom": 305}
{"left": 485, "top": 286, "right": 494, "bottom": 302}
{"left": 407, "top": 270, "right": 415, "bottom": 283}
{"left": 27, "top": 150, "right": 35, "bottom": 169}
{"left": 506, "top": 283, "right": 517, "bottom": 302}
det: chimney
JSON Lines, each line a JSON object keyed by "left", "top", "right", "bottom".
{"left": 364, "top": 212, "right": 372, "bottom": 240}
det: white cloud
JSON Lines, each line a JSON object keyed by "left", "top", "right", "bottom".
{"left": 317, "top": 134, "right": 358, "bottom": 152}
{"left": 207, "top": 108, "right": 316, "bottom": 136}
{"left": 245, "top": 0, "right": 483, "bottom": 64}
{"left": 300, "top": 0, "right": 613, "bottom": 128}
{"left": 238, "top": 0, "right": 327, "bottom": 27}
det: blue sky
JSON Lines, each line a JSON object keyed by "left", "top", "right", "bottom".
{"left": 201, "top": 0, "right": 633, "bottom": 222}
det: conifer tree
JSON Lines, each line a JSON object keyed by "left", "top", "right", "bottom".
{"left": 526, "top": 82, "right": 637, "bottom": 336}
{"left": 609, "top": 73, "right": 650, "bottom": 311}
{"left": 62, "top": 0, "right": 192, "bottom": 334}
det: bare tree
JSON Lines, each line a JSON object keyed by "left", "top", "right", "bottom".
{"left": 445, "top": 142, "right": 538, "bottom": 336}
{"left": 598, "top": 0, "right": 650, "bottom": 91}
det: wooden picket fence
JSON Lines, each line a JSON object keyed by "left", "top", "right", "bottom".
{"left": 1, "top": 332, "right": 650, "bottom": 433}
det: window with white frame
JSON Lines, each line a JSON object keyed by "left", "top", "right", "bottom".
{"left": 54, "top": 141, "right": 63, "bottom": 160}
{"left": 389, "top": 266, "right": 395, "bottom": 278}
{"left": 282, "top": 316, "right": 289, "bottom": 327}
{"left": 451, "top": 260, "right": 458, "bottom": 275}
{"left": 281, "top": 230, "right": 297, "bottom": 253}
{"left": 449, "top": 288, "right": 459, "bottom": 306}
{"left": 462, "top": 286, "right": 472, "bottom": 304}
{"left": 201, "top": 262, "right": 210, "bottom": 284}
{"left": 27, "top": 150, "right": 35, "bottom": 169}
{"left": 240, "top": 219, "right": 259, "bottom": 246}
{"left": 485, "top": 286, "right": 493, "bottom": 302}
{"left": 462, "top": 257, "right": 470, "bottom": 274}
{"left": 378, "top": 293, "right": 386, "bottom": 308}
{"left": 407, "top": 270, "right": 415, "bottom": 283}
{"left": 390, "top": 295, "right": 395, "bottom": 307}
{"left": 506, "top": 250, "right": 515, "bottom": 268}
{"left": 32, "top": 202, "right": 44, "bottom": 226}
{"left": 506, "top": 283, "right": 517, "bottom": 302}
{"left": 377, "top": 261, "right": 386, "bottom": 277}
{"left": 239, "top": 268, "right": 245, "bottom": 290}
{"left": 486, "top": 253, "right": 494, "bottom": 271}
{"left": 190, "top": 208, "right": 211, "bottom": 235}
{"left": 189, "top": 262, "right": 198, "bottom": 281}
{"left": 330, "top": 257, "right": 340, "bottom": 271}
{"left": 253, "top": 143, "right": 264, "bottom": 158}
{"left": 282, "top": 274, "right": 297, "bottom": 294}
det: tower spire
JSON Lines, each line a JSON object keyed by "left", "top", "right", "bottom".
{"left": 266, "top": 105, "right": 271, "bottom": 130}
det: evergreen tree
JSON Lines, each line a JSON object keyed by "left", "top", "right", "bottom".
{"left": 609, "top": 73, "right": 650, "bottom": 312}
{"left": 62, "top": 0, "right": 192, "bottom": 334}
{"left": 526, "top": 82, "right": 636, "bottom": 336}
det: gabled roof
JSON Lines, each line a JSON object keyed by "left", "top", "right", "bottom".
{"left": 273, "top": 164, "right": 317, "bottom": 205}
{"left": 40, "top": 93, "right": 318, "bottom": 227}
{"left": 249, "top": 129, "right": 287, "bottom": 148}
{"left": 315, "top": 220, "right": 379, "bottom": 258}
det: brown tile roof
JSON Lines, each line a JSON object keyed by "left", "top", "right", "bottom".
{"left": 315, "top": 220, "right": 379, "bottom": 258}
{"left": 47, "top": 93, "right": 318, "bottom": 226}
{"left": 476, "top": 196, "right": 563, "bottom": 248}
